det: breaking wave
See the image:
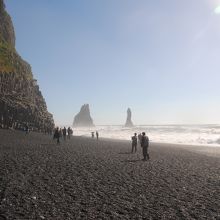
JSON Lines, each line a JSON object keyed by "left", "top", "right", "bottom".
{"left": 73, "top": 124, "right": 220, "bottom": 146}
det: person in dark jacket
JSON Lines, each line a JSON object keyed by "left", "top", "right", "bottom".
{"left": 91, "top": 132, "right": 94, "bottom": 138}
{"left": 96, "top": 131, "right": 99, "bottom": 140}
{"left": 62, "top": 127, "right": 67, "bottom": 141}
{"left": 67, "top": 127, "right": 72, "bottom": 139}
{"left": 54, "top": 127, "right": 60, "bottom": 144}
{"left": 131, "top": 133, "right": 138, "bottom": 153}
{"left": 59, "top": 128, "right": 62, "bottom": 139}
{"left": 141, "top": 132, "right": 149, "bottom": 160}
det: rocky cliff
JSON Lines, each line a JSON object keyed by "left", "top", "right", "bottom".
{"left": 125, "top": 108, "right": 134, "bottom": 127}
{"left": 0, "top": 0, "right": 15, "bottom": 47}
{"left": 0, "top": 0, "right": 54, "bottom": 132}
{"left": 73, "top": 104, "right": 94, "bottom": 127}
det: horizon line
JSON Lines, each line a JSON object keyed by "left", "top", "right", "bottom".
{"left": 56, "top": 123, "right": 220, "bottom": 127}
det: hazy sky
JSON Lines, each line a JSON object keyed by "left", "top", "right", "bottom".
{"left": 5, "top": 0, "right": 220, "bottom": 125}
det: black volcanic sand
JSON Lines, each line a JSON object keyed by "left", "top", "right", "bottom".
{"left": 0, "top": 130, "right": 219, "bottom": 220}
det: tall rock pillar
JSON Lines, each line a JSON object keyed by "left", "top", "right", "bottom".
{"left": 73, "top": 104, "right": 94, "bottom": 127}
{"left": 125, "top": 108, "right": 134, "bottom": 127}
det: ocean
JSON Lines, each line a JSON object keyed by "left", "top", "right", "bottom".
{"left": 72, "top": 124, "right": 220, "bottom": 146}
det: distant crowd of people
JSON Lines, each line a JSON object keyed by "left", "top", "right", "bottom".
{"left": 52, "top": 127, "right": 149, "bottom": 161}
{"left": 53, "top": 127, "right": 73, "bottom": 144}
{"left": 23, "top": 124, "right": 52, "bottom": 135}
{"left": 91, "top": 131, "right": 99, "bottom": 140}
{"left": 131, "top": 132, "right": 150, "bottom": 161}
{"left": 53, "top": 128, "right": 99, "bottom": 144}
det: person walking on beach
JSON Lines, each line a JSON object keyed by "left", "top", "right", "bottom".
{"left": 54, "top": 127, "right": 60, "bottom": 144}
{"left": 141, "top": 132, "right": 149, "bottom": 160}
{"left": 91, "top": 132, "right": 94, "bottom": 138}
{"left": 138, "top": 133, "right": 142, "bottom": 146}
{"left": 96, "top": 131, "right": 99, "bottom": 140}
{"left": 131, "top": 133, "right": 138, "bottom": 153}
{"left": 67, "top": 127, "right": 72, "bottom": 139}
{"left": 62, "top": 127, "right": 67, "bottom": 141}
{"left": 59, "top": 128, "right": 62, "bottom": 139}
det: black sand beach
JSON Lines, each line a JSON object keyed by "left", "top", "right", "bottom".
{"left": 0, "top": 130, "right": 219, "bottom": 219}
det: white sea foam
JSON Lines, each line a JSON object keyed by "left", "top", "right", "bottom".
{"left": 72, "top": 124, "right": 220, "bottom": 146}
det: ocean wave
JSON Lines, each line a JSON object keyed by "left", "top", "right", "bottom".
{"left": 72, "top": 125, "right": 220, "bottom": 146}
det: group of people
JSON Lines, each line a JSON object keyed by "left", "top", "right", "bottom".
{"left": 131, "top": 132, "right": 150, "bottom": 161}
{"left": 91, "top": 131, "right": 99, "bottom": 140}
{"left": 53, "top": 127, "right": 149, "bottom": 160}
{"left": 53, "top": 127, "right": 73, "bottom": 144}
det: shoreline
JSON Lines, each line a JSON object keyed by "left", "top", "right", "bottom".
{"left": 72, "top": 124, "right": 220, "bottom": 147}
{"left": 73, "top": 133, "right": 220, "bottom": 147}
{"left": 76, "top": 135, "right": 220, "bottom": 158}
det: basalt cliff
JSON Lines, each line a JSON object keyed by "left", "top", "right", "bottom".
{"left": 73, "top": 104, "right": 94, "bottom": 127}
{"left": 0, "top": 0, "right": 54, "bottom": 132}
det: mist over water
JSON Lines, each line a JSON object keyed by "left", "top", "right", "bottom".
{"left": 72, "top": 124, "right": 220, "bottom": 146}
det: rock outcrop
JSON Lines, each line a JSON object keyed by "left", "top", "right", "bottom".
{"left": 0, "top": 0, "right": 15, "bottom": 47}
{"left": 0, "top": 0, "right": 54, "bottom": 132}
{"left": 124, "top": 108, "right": 134, "bottom": 127}
{"left": 73, "top": 104, "right": 94, "bottom": 127}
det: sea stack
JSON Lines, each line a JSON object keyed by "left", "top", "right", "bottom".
{"left": 125, "top": 108, "right": 134, "bottom": 127}
{"left": 73, "top": 104, "right": 94, "bottom": 127}
{"left": 0, "top": 0, "right": 54, "bottom": 131}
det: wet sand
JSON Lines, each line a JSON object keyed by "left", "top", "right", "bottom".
{"left": 0, "top": 130, "right": 219, "bottom": 219}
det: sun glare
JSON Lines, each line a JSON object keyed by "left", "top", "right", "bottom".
{"left": 214, "top": 5, "right": 220, "bottom": 14}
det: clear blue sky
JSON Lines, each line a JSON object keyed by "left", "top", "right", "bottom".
{"left": 5, "top": 0, "right": 220, "bottom": 125}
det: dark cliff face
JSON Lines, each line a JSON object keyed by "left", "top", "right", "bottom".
{"left": 0, "top": 0, "right": 54, "bottom": 131}
{"left": 73, "top": 104, "right": 94, "bottom": 127}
